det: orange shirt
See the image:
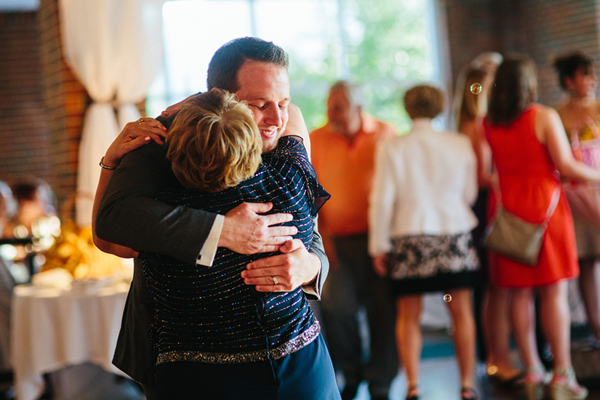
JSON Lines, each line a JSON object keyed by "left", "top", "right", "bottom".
{"left": 310, "top": 114, "right": 396, "bottom": 236}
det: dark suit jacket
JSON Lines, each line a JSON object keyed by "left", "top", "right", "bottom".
{"left": 96, "top": 138, "right": 329, "bottom": 386}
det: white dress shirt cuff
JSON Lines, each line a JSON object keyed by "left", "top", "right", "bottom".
{"left": 196, "top": 214, "right": 224, "bottom": 267}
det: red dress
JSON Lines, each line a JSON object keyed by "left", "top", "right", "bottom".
{"left": 485, "top": 105, "right": 579, "bottom": 288}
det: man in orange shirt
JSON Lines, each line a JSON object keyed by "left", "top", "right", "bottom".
{"left": 310, "top": 81, "right": 399, "bottom": 400}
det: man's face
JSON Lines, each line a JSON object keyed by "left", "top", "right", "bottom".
{"left": 326, "top": 88, "right": 361, "bottom": 135}
{"left": 234, "top": 60, "right": 290, "bottom": 153}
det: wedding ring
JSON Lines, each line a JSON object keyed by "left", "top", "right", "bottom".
{"left": 271, "top": 276, "right": 278, "bottom": 285}
{"left": 138, "top": 118, "right": 144, "bottom": 125}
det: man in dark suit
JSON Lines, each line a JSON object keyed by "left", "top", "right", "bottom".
{"left": 94, "top": 37, "right": 329, "bottom": 399}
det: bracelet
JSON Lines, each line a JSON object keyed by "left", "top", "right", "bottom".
{"left": 99, "top": 157, "right": 117, "bottom": 170}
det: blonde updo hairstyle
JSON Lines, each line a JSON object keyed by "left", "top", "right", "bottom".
{"left": 166, "top": 89, "right": 262, "bottom": 192}
{"left": 403, "top": 84, "right": 445, "bottom": 120}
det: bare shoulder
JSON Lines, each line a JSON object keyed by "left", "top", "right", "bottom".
{"left": 283, "top": 104, "right": 307, "bottom": 137}
{"left": 288, "top": 103, "right": 302, "bottom": 118}
{"left": 536, "top": 104, "right": 561, "bottom": 123}
{"left": 534, "top": 104, "right": 567, "bottom": 144}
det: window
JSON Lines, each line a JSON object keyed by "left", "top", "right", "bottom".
{"left": 147, "top": 0, "right": 441, "bottom": 133}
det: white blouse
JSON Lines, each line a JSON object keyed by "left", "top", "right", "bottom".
{"left": 368, "top": 118, "right": 479, "bottom": 256}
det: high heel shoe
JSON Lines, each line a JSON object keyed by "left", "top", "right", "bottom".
{"left": 460, "top": 387, "right": 479, "bottom": 400}
{"left": 405, "top": 385, "right": 419, "bottom": 400}
{"left": 486, "top": 364, "right": 525, "bottom": 388}
{"left": 549, "top": 367, "right": 588, "bottom": 400}
{"left": 525, "top": 366, "right": 549, "bottom": 400}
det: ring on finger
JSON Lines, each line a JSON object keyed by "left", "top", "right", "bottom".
{"left": 271, "top": 276, "right": 278, "bottom": 285}
{"left": 138, "top": 118, "right": 144, "bottom": 125}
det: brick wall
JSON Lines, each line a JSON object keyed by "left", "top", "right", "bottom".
{"left": 442, "top": 0, "right": 600, "bottom": 108}
{"left": 0, "top": 12, "right": 53, "bottom": 192}
{"left": 443, "top": 0, "right": 502, "bottom": 86}
{"left": 38, "top": 0, "right": 89, "bottom": 211}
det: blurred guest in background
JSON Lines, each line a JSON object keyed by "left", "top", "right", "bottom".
{"left": 456, "top": 67, "right": 495, "bottom": 190}
{"left": 2, "top": 178, "right": 56, "bottom": 240}
{"left": 456, "top": 64, "right": 524, "bottom": 387}
{"left": 451, "top": 51, "right": 502, "bottom": 130}
{"left": 310, "top": 80, "right": 398, "bottom": 400}
{"left": 370, "top": 84, "right": 480, "bottom": 400}
{"left": 0, "top": 181, "right": 16, "bottom": 399}
{"left": 554, "top": 51, "right": 600, "bottom": 342}
{"left": 0, "top": 182, "right": 16, "bottom": 238}
{"left": 485, "top": 55, "right": 599, "bottom": 400}
{"left": 1, "top": 178, "right": 58, "bottom": 281}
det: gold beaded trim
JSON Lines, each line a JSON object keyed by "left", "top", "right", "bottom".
{"left": 156, "top": 321, "right": 321, "bottom": 365}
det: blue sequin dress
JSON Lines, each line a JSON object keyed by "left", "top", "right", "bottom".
{"left": 142, "top": 136, "right": 330, "bottom": 366}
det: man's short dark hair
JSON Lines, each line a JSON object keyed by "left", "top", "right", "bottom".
{"left": 207, "top": 37, "right": 289, "bottom": 93}
{"left": 554, "top": 51, "right": 595, "bottom": 90}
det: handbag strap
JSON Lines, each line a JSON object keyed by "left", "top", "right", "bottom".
{"left": 542, "top": 188, "right": 561, "bottom": 226}
{"left": 493, "top": 186, "right": 561, "bottom": 226}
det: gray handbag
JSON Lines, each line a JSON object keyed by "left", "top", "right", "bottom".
{"left": 484, "top": 188, "right": 560, "bottom": 266}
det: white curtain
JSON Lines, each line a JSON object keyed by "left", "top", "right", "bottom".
{"left": 59, "top": 0, "right": 165, "bottom": 226}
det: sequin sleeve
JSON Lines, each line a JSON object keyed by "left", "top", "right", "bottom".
{"left": 263, "top": 135, "right": 331, "bottom": 216}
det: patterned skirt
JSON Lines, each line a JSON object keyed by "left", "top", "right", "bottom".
{"left": 388, "top": 232, "right": 480, "bottom": 296}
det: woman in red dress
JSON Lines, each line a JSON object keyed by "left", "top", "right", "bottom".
{"left": 485, "top": 55, "right": 600, "bottom": 400}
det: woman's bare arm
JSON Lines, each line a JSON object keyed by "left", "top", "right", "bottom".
{"left": 536, "top": 105, "right": 600, "bottom": 182}
{"left": 462, "top": 119, "right": 493, "bottom": 188}
{"left": 282, "top": 104, "right": 311, "bottom": 158}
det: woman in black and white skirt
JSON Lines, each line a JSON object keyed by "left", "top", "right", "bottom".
{"left": 369, "top": 85, "right": 481, "bottom": 400}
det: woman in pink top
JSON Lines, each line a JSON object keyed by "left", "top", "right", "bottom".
{"left": 554, "top": 52, "right": 600, "bottom": 342}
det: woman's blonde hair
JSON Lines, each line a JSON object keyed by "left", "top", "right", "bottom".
{"left": 166, "top": 89, "right": 262, "bottom": 192}
{"left": 403, "top": 85, "right": 445, "bottom": 120}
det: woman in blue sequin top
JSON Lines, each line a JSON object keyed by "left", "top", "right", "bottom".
{"left": 141, "top": 90, "right": 338, "bottom": 400}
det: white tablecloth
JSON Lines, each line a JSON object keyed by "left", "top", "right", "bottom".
{"left": 11, "top": 280, "right": 130, "bottom": 400}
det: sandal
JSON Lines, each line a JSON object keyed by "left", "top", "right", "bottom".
{"left": 461, "top": 387, "right": 479, "bottom": 400}
{"left": 549, "top": 367, "right": 588, "bottom": 400}
{"left": 405, "top": 385, "right": 419, "bottom": 400}
{"left": 525, "top": 366, "right": 549, "bottom": 400}
{"left": 486, "top": 364, "right": 525, "bottom": 388}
